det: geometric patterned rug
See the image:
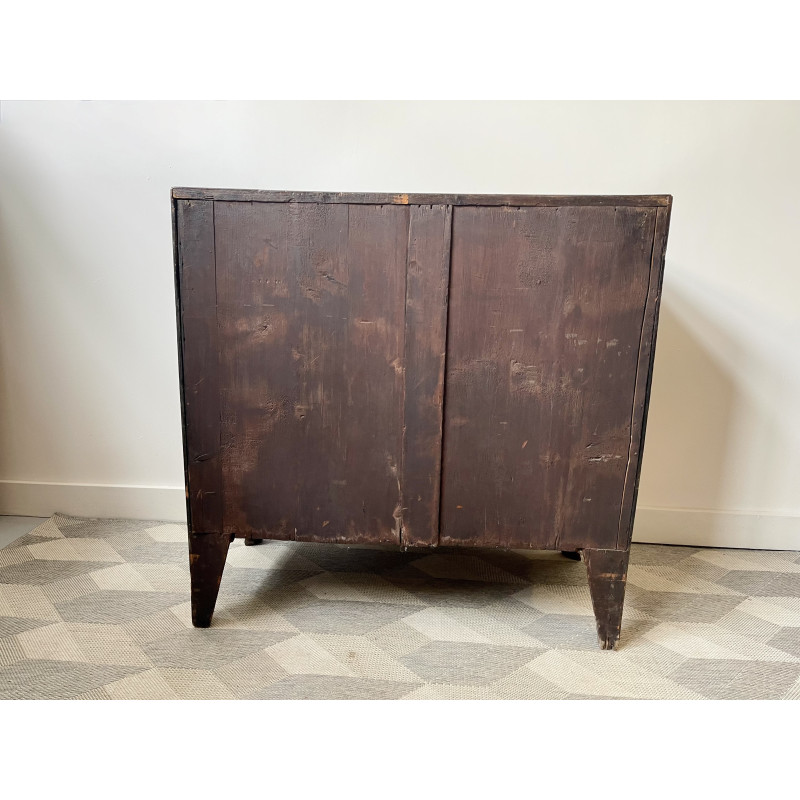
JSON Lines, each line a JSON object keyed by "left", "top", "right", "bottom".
{"left": 1, "top": 514, "right": 799, "bottom": 700}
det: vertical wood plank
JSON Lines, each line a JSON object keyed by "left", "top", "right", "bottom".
{"left": 214, "top": 201, "right": 408, "bottom": 544}
{"left": 617, "top": 203, "right": 672, "bottom": 549}
{"left": 440, "top": 205, "right": 656, "bottom": 551}
{"left": 175, "top": 199, "right": 222, "bottom": 534}
{"left": 400, "top": 205, "right": 452, "bottom": 547}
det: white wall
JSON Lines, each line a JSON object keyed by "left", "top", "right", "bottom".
{"left": 1, "top": 101, "right": 798, "bottom": 548}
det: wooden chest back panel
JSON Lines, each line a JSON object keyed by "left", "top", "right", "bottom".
{"left": 439, "top": 206, "right": 656, "bottom": 550}
{"left": 214, "top": 200, "right": 408, "bottom": 544}
{"left": 174, "top": 191, "right": 670, "bottom": 551}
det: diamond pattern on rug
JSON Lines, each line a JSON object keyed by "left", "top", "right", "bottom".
{"left": 0, "top": 616, "right": 54, "bottom": 639}
{"left": 399, "top": 641, "right": 543, "bottom": 684}
{"left": 279, "top": 599, "right": 415, "bottom": 635}
{"left": 247, "top": 674, "right": 418, "bottom": 700}
{"left": 0, "top": 514, "right": 799, "bottom": 699}
{"left": 523, "top": 613, "right": 615, "bottom": 650}
{"left": 0, "top": 659, "right": 144, "bottom": 700}
{"left": 142, "top": 628, "right": 293, "bottom": 670}
{"left": 528, "top": 650, "right": 704, "bottom": 700}
{"left": 0, "top": 560, "right": 116, "bottom": 586}
{"left": 214, "top": 649, "right": 288, "bottom": 697}
{"left": 669, "top": 658, "right": 800, "bottom": 700}
{"left": 55, "top": 590, "right": 188, "bottom": 624}
{"left": 0, "top": 584, "right": 61, "bottom": 621}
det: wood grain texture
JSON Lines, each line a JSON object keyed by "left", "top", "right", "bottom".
{"left": 188, "top": 532, "right": 231, "bottom": 627}
{"left": 213, "top": 201, "right": 408, "bottom": 545}
{"left": 173, "top": 187, "right": 671, "bottom": 208}
{"left": 584, "top": 548, "right": 629, "bottom": 650}
{"left": 174, "top": 199, "right": 222, "bottom": 534}
{"left": 173, "top": 191, "right": 673, "bottom": 642}
{"left": 617, "top": 203, "right": 672, "bottom": 549}
{"left": 401, "top": 205, "right": 452, "bottom": 546}
{"left": 440, "top": 205, "right": 656, "bottom": 551}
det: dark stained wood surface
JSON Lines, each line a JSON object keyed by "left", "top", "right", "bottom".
{"left": 213, "top": 201, "right": 408, "bottom": 545}
{"left": 585, "top": 548, "right": 630, "bottom": 650}
{"left": 173, "top": 190, "right": 672, "bottom": 640}
{"left": 440, "top": 205, "right": 657, "bottom": 551}
{"left": 173, "top": 187, "right": 671, "bottom": 208}
{"left": 616, "top": 204, "right": 672, "bottom": 549}
{"left": 174, "top": 199, "right": 223, "bottom": 534}
{"left": 188, "top": 532, "right": 231, "bottom": 627}
{"left": 400, "top": 205, "right": 452, "bottom": 546}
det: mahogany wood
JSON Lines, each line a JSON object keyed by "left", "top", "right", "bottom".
{"left": 172, "top": 189, "right": 671, "bottom": 649}
{"left": 440, "top": 205, "right": 656, "bottom": 552}
{"left": 585, "top": 548, "right": 631, "bottom": 650}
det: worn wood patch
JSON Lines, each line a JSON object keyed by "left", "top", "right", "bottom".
{"left": 440, "top": 205, "right": 656, "bottom": 550}
{"left": 585, "top": 548, "right": 630, "bottom": 650}
{"left": 213, "top": 201, "right": 408, "bottom": 545}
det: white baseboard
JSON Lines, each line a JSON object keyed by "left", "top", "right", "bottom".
{"left": 1, "top": 481, "right": 798, "bottom": 550}
{"left": 633, "top": 506, "right": 800, "bottom": 551}
{"left": 0, "top": 480, "right": 187, "bottom": 522}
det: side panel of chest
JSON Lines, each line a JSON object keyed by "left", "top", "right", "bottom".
{"left": 439, "top": 205, "right": 657, "bottom": 550}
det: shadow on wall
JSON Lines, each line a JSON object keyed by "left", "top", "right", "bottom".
{"left": 0, "top": 147, "right": 163, "bottom": 485}
{"left": 640, "top": 264, "right": 800, "bottom": 520}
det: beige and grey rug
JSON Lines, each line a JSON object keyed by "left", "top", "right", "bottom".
{"left": 1, "top": 514, "right": 799, "bottom": 700}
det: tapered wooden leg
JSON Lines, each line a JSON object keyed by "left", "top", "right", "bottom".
{"left": 244, "top": 537, "right": 263, "bottom": 546}
{"left": 188, "top": 532, "right": 231, "bottom": 628}
{"left": 584, "top": 548, "right": 630, "bottom": 651}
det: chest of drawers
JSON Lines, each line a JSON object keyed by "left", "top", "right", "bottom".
{"left": 172, "top": 189, "right": 671, "bottom": 649}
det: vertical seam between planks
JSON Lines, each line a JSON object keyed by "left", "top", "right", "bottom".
{"left": 211, "top": 200, "right": 223, "bottom": 538}
{"left": 616, "top": 208, "right": 658, "bottom": 549}
{"left": 400, "top": 205, "right": 412, "bottom": 546}
{"left": 436, "top": 206, "right": 455, "bottom": 547}
{"left": 290, "top": 201, "right": 299, "bottom": 542}
{"left": 173, "top": 198, "right": 193, "bottom": 534}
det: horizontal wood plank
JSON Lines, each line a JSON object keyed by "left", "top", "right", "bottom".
{"left": 172, "top": 187, "right": 671, "bottom": 208}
